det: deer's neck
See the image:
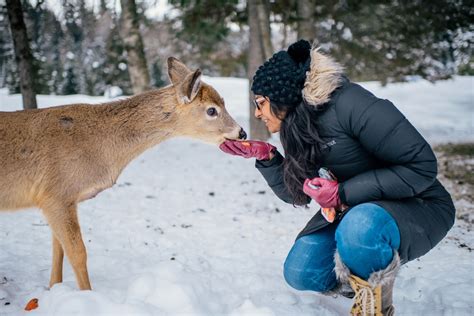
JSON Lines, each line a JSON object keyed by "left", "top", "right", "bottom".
{"left": 99, "top": 87, "right": 179, "bottom": 174}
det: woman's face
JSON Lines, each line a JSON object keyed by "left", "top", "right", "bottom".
{"left": 254, "top": 95, "right": 282, "bottom": 133}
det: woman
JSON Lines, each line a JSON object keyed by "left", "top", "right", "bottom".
{"left": 219, "top": 40, "right": 455, "bottom": 315}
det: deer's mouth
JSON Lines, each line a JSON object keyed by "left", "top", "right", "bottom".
{"left": 221, "top": 127, "right": 246, "bottom": 144}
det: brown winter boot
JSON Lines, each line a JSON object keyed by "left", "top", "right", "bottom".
{"left": 334, "top": 251, "right": 400, "bottom": 316}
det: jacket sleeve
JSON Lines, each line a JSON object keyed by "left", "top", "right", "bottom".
{"left": 255, "top": 150, "right": 309, "bottom": 205}
{"left": 336, "top": 85, "right": 438, "bottom": 206}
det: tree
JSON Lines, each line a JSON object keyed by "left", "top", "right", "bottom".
{"left": 314, "top": 0, "right": 474, "bottom": 83}
{"left": 120, "top": 0, "right": 150, "bottom": 94}
{"left": 247, "top": 0, "right": 271, "bottom": 140}
{"left": 0, "top": 4, "right": 17, "bottom": 91}
{"left": 1, "top": 0, "right": 470, "bottom": 98}
{"left": 168, "top": 0, "right": 240, "bottom": 56}
{"left": 151, "top": 58, "right": 166, "bottom": 88}
{"left": 23, "top": 0, "right": 63, "bottom": 95}
{"left": 103, "top": 21, "right": 133, "bottom": 95}
{"left": 62, "top": 65, "right": 78, "bottom": 95}
{"left": 167, "top": 0, "right": 245, "bottom": 77}
{"left": 256, "top": 0, "right": 273, "bottom": 59}
{"left": 297, "top": 0, "right": 316, "bottom": 41}
{"left": 5, "top": 0, "right": 37, "bottom": 109}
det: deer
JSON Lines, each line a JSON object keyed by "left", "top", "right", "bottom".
{"left": 0, "top": 57, "right": 247, "bottom": 291}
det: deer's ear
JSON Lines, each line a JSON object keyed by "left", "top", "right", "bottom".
{"left": 177, "top": 69, "right": 202, "bottom": 104}
{"left": 167, "top": 57, "right": 192, "bottom": 85}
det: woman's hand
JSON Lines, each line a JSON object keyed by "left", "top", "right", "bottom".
{"left": 303, "top": 177, "right": 341, "bottom": 208}
{"left": 219, "top": 140, "right": 276, "bottom": 161}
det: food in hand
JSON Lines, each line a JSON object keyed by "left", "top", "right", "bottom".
{"left": 318, "top": 168, "right": 337, "bottom": 222}
{"left": 321, "top": 207, "right": 336, "bottom": 222}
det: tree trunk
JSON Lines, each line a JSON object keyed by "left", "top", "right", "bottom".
{"left": 6, "top": 0, "right": 37, "bottom": 109}
{"left": 247, "top": 0, "right": 270, "bottom": 141}
{"left": 100, "top": 0, "right": 107, "bottom": 15}
{"left": 297, "top": 0, "right": 316, "bottom": 42}
{"left": 281, "top": 23, "right": 288, "bottom": 49}
{"left": 256, "top": 0, "right": 273, "bottom": 59}
{"left": 120, "top": 0, "right": 150, "bottom": 94}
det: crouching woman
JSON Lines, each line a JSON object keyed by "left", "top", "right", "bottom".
{"left": 220, "top": 40, "right": 455, "bottom": 315}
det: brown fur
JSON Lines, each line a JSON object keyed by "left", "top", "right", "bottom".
{"left": 334, "top": 250, "right": 400, "bottom": 287}
{"left": 302, "top": 47, "right": 344, "bottom": 106}
{"left": 0, "top": 58, "right": 243, "bottom": 290}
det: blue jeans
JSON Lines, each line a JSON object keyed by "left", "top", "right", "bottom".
{"left": 283, "top": 203, "right": 401, "bottom": 292}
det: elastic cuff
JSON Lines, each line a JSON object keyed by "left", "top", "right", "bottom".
{"left": 255, "top": 150, "right": 283, "bottom": 167}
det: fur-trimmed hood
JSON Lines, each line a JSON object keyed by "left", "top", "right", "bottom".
{"left": 302, "top": 48, "right": 344, "bottom": 106}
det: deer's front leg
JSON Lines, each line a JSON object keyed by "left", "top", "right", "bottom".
{"left": 49, "top": 234, "right": 64, "bottom": 288}
{"left": 42, "top": 202, "right": 92, "bottom": 290}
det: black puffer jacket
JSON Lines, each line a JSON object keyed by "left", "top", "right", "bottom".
{"left": 255, "top": 50, "right": 455, "bottom": 263}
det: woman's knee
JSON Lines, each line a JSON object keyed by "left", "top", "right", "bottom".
{"left": 335, "top": 203, "right": 401, "bottom": 279}
{"left": 283, "top": 235, "right": 337, "bottom": 292}
{"left": 283, "top": 257, "right": 336, "bottom": 292}
{"left": 335, "top": 203, "right": 400, "bottom": 251}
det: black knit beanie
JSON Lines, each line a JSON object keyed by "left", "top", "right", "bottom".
{"left": 251, "top": 39, "right": 312, "bottom": 107}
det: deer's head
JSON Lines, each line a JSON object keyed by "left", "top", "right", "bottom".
{"left": 167, "top": 57, "right": 246, "bottom": 145}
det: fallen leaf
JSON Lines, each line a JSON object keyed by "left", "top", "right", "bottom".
{"left": 24, "top": 298, "right": 38, "bottom": 311}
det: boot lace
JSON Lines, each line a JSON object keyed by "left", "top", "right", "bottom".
{"left": 353, "top": 284, "right": 376, "bottom": 315}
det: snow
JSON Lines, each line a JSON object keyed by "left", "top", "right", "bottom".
{"left": 0, "top": 76, "right": 473, "bottom": 315}
{"left": 359, "top": 77, "right": 474, "bottom": 144}
{"left": 104, "top": 86, "right": 124, "bottom": 98}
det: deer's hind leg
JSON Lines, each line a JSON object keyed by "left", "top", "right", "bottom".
{"left": 41, "top": 201, "right": 91, "bottom": 290}
{"left": 49, "top": 235, "right": 64, "bottom": 288}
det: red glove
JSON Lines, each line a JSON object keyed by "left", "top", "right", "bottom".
{"left": 219, "top": 140, "right": 276, "bottom": 161}
{"left": 303, "top": 177, "right": 341, "bottom": 208}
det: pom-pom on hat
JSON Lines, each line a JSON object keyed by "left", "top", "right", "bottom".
{"left": 251, "top": 39, "right": 312, "bottom": 107}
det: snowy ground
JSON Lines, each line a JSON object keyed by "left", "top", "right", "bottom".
{"left": 0, "top": 76, "right": 473, "bottom": 315}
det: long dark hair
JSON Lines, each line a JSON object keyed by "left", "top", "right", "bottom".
{"left": 270, "top": 100, "right": 329, "bottom": 205}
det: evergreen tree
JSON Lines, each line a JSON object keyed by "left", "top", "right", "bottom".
{"left": 1, "top": 0, "right": 471, "bottom": 97}
{"left": 169, "top": 0, "right": 241, "bottom": 57}
{"left": 151, "top": 58, "right": 166, "bottom": 88}
{"left": 62, "top": 64, "right": 78, "bottom": 95}
{"left": 23, "top": 0, "right": 63, "bottom": 94}
{"left": 309, "top": 0, "right": 473, "bottom": 82}
{"left": 103, "top": 21, "right": 133, "bottom": 95}
{"left": 0, "top": 3, "right": 19, "bottom": 92}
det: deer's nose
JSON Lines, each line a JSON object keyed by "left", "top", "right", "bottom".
{"left": 238, "top": 128, "right": 247, "bottom": 140}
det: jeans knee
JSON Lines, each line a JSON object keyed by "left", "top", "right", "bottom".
{"left": 283, "top": 260, "right": 306, "bottom": 290}
{"left": 283, "top": 259, "right": 334, "bottom": 292}
{"left": 283, "top": 235, "right": 337, "bottom": 292}
{"left": 335, "top": 203, "right": 401, "bottom": 279}
{"left": 335, "top": 203, "right": 400, "bottom": 251}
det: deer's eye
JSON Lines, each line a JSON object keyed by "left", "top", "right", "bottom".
{"left": 207, "top": 107, "right": 217, "bottom": 116}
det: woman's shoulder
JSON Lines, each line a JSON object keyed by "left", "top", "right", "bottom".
{"left": 332, "top": 79, "right": 384, "bottom": 119}
{"left": 335, "top": 79, "right": 379, "bottom": 105}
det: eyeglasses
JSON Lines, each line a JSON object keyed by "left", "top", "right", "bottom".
{"left": 254, "top": 96, "right": 268, "bottom": 111}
